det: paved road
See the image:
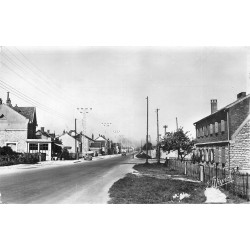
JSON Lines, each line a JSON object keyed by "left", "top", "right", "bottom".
{"left": 0, "top": 155, "right": 136, "bottom": 204}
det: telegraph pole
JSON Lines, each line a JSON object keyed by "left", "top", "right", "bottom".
{"left": 156, "top": 108, "right": 160, "bottom": 164}
{"left": 75, "top": 118, "right": 78, "bottom": 160}
{"left": 146, "top": 96, "right": 149, "bottom": 164}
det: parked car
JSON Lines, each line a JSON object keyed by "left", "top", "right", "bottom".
{"left": 84, "top": 151, "right": 93, "bottom": 161}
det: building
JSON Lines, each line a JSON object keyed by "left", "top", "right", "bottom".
{"left": 0, "top": 93, "right": 53, "bottom": 160}
{"left": 193, "top": 92, "right": 250, "bottom": 170}
{"left": 0, "top": 92, "right": 37, "bottom": 152}
{"left": 57, "top": 131, "right": 82, "bottom": 155}
{"left": 89, "top": 135, "right": 109, "bottom": 155}
{"left": 81, "top": 133, "right": 95, "bottom": 153}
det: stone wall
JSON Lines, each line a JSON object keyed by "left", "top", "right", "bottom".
{"left": 230, "top": 121, "right": 250, "bottom": 169}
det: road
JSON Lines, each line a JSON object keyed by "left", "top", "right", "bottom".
{"left": 0, "top": 154, "right": 136, "bottom": 204}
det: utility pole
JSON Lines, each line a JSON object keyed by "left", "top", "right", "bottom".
{"left": 176, "top": 117, "right": 179, "bottom": 131}
{"left": 156, "top": 108, "right": 160, "bottom": 164}
{"left": 146, "top": 96, "right": 149, "bottom": 164}
{"left": 77, "top": 107, "right": 92, "bottom": 153}
{"left": 75, "top": 118, "right": 78, "bottom": 160}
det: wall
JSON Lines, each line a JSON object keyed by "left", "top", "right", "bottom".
{"left": 229, "top": 97, "right": 250, "bottom": 139}
{"left": 0, "top": 104, "right": 29, "bottom": 152}
{"left": 59, "top": 133, "right": 81, "bottom": 153}
{"left": 230, "top": 121, "right": 250, "bottom": 169}
{"left": 0, "top": 130, "right": 28, "bottom": 152}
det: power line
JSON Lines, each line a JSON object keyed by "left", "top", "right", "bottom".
{"left": 1, "top": 51, "right": 73, "bottom": 108}
{"left": 13, "top": 47, "right": 78, "bottom": 104}
{"left": 0, "top": 79, "right": 67, "bottom": 120}
{"left": 2, "top": 47, "right": 76, "bottom": 108}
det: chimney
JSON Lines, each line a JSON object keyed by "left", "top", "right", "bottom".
{"left": 41, "top": 127, "right": 45, "bottom": 132}
{"left": 211, "top": 99, "right": 217, "bottom": 114}
{"left": 237, "top": 92, "right": 246, "bottom": 99}
{"left": 92, "top": 133, "right": 94, "bottom": 139}
{"left": 6, "top": 92, "right": 12, "bottom": 107}
{"left": 47, "top": 130, "right": 50, "bottom": 134}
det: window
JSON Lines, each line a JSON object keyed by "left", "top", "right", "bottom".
{"left": 215, "top": 122, "right": 219, "bottom": 134}
{"left": 221, "top": 120, "right": 225, "bottom": 132}
{"left": 196, "top": 129, "right": 199, "bottom": 138}
{"left": 29, "top": 143, "right": 38, "bottom": 150}
{"left": 210, "top": 124, "right": 213, "bottom": 135}
{"left": 40, "top": 144, "right": 48, "bottom": 151}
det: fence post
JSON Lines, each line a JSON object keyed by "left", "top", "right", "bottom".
{"left": 247, "top": 173, "right": 249, "bottom": 201}
{"left": 200, "top": 165, "right": 204, "bottom": 182}
{"left": 215, "top": 163, "right": 218, "bottom": 187}
{"left": 184, "top": 162, "right": 187, "bottom": 175}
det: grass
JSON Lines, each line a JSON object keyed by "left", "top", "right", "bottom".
{"left": 108, "top": 163, "right": 207, "bottom": 204}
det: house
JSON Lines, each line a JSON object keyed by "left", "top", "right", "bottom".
{"left": 81, "top": 133, "right": 95, "bottom": 153}
{"left": 0, "top": 93, "right": 53, "bottom": 160}
{"left": 36, "top": 127, "right": 55, "bottom": 140}
{"left": 89, "top": 135, "right": 109, "bottom": 155}
{"left": 193, "top": 92, "right": 250, "bottom": 170}
{"left": 57, "top": 131, "right": 82, "bottom": 155}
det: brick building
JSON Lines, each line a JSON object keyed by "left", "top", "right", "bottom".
{"left": 193, "top": 92, "right": 250, "bottom": 170}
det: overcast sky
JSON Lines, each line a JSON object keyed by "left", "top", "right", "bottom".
{"left": 0, "top": 46, "right": 249, "bottom": 146}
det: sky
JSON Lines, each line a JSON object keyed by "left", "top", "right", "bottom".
{"left": 0, "top": 46, "right": 249, "bottom": 146}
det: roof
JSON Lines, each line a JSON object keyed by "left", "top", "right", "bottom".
{"left": 13, "top": 106, "right": 36, "bottom": 124}
{"left": 95, "top": 136, "right": 107, "bottom": 141}
{"left": 82, "top": 134, "right": 95, "bottom": 141}
{"left": 36, "top": 130, "right": 51, "bottom": 138}
{"left": 194, "top": 94, "right": 250, "bottom": 124}
{"left": 59, "top": 132, "right": 81, "bottom": 142}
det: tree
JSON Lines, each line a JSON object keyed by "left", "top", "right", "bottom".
{"left": 142, "top": 142, "right": 153, "bottom": 150}
{"left": 162, "top": 127, "right": 196, "bottom": 161}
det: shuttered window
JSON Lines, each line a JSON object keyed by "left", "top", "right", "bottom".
{"left": 210, "top": 124, "right": 213, "bottom": 135}
{"left": 215, "top": 122, "right": 219, "bottom": 134}
{"left": 221, "top": 120, "right": 225, "bottom": 132}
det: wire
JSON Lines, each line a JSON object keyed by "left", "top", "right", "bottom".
{"left": 13, "top": 47, "right": 78, "bottom": 104}
{"left": 2, "top": 47, "right": 76, "bottom": 107}
{"left": 0, "top": 79, "right": 67, "bottom": 120}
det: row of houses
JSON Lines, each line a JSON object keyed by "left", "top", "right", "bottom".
{"left": 0, "top": 92, "right": 122, "bottom": 161}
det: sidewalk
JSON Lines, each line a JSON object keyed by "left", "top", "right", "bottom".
{"left": 0, "top": 154, "right": 123, "bottom": 176}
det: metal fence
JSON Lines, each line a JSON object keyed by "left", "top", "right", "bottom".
{"left": 168, "top": 159, "right": 249, "bottom": 201}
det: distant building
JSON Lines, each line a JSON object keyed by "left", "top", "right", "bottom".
{"left": 193, "top": 92, "right": 250, "bottom": 170}
{"left": 89, "top": 135, "right": 108, "bottom": 155}
{"left": 58, "top": 132, "right": 82, "bottom": 154}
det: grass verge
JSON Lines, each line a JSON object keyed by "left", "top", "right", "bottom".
{"left": 108, "top": 163, "right": 207, "bottom": 204}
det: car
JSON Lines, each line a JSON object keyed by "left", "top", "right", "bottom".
{"left": 84, "top": 153, "right": 93, "bottom": 161}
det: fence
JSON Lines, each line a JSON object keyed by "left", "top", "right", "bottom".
{"left": 168, "top": 159, "right": 249, "bottom": 201}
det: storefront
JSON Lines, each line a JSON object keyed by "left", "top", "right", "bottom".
{"left": 26, "top": 138, "right": 52, "bottom": 161}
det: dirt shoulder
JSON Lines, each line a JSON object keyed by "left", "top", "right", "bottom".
{"left": 108, "top": 163, "right": 246, "bottom": 204}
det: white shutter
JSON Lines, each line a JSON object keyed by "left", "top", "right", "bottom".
{"left": 221, "top": 120, "right": 225, "bottom": 132}
{"left": 215, "top": 122, "right": 218, "bottom": 133}
{"left": 210, "top": 124, "right": 213, "bottom": 134}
